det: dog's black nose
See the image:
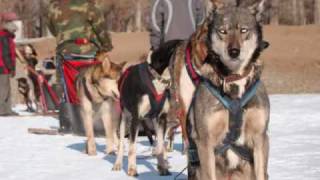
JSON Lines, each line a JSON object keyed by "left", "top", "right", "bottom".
{"left": 228, "top": 48, "right": 240, "bottom": 59}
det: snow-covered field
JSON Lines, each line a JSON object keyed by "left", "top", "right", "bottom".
{"left": 0, "top": 95, "right": 320, "bottom": 180}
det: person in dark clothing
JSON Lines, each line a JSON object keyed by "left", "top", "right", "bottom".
{"left": 0, "top": 12, "right": 18, "bottom": 116}
{"left": 150, "top": 0, "right": 205, "bottom": 50}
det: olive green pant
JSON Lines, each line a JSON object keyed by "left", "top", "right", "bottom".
{"left": 0, "top": 74, "right": 12, "bottom": 115}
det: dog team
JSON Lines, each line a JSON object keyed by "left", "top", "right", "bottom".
{"left": 47, "top": 0, "right": 272, "bottom": 179}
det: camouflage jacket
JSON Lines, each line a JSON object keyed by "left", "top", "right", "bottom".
{"left": 47, "top": 0, "right": 113, "bottom": 55}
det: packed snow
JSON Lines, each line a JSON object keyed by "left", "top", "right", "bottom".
{"left": 0, "top": 95, "right": 319, "bottom": 180}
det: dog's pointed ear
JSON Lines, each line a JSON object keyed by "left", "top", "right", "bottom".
{"left": 249, "top": 0, "right": 268, "bottom": 22}
{"left": 96, "top": 51, "right": 111, "bottom": 72}
{"left": 209, "top": 0, "right": 225, "bottom": 11}
{"left": 192, "top": 20, "right": 209, "bottom": 63}
{"left": 259, "top": 40, "right": 270, "bottom": 51}
{"left": 118, "top": 62, "right": 126, "bottom": 70}
{"left": 102, "top": 57, "right": 111, "bottom": 72}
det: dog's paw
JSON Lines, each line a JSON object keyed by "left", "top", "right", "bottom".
{"left": 86, "top": 151, "right": 97, "bottom": 156}
{"left": 127, "top": 167, "right": 138, "bottom": 177}
{"left": 85, "top": 148, "right": 97, "bottom": 156}
{"left": 85, "top": 142, "right": 97, "bottom": 156}
{"left": 151, "top": 147, "right": 158, "bottom": 157}
{"left": 107, "top": 151, "right": 116, "bottom": 156}
{"left": 112, "top": 163, "right": 122, "bottom": 171}
{"left": 157, "top": 165, "right": 171, "bottom": 176}
{"left": 105, "top": 149, "right": 116, "bottom": 156}
{"left": 166, "top": 145, "right": 174, "bottom": 152}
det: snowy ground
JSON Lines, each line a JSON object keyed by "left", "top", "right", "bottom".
{"left": 0, "top": 95, "right": 320, "bottom": 180}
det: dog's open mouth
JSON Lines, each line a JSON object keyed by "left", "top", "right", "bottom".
{"left": 224, "top": 58, "right": 242, "bottom": 68}
{"left": 230, "top": 57, "right": 240, "bottom": 62}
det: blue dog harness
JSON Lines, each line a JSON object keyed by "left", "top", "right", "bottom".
{"left": 185, "top": 45, "right": 261, "bottom": 166}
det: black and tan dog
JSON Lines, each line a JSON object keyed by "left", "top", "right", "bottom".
{"left": 17, "top": 77, "right": 35, "bottom": 112}
{"left": 184, "top": 0, "right": 270, "bottom": 179}
{"left": 112, "top": 40, "right": 182, "bottom": 176}
{"left": 76, "top": 51, "right": 125, "bottom": 156}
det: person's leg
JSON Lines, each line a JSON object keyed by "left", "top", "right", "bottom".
{"left": 0, "top": 74, "right": 14, "bottom": 115}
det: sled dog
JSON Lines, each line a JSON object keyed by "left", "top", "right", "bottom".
{"left": 77, "top": 51, "right": 125, "bottom": 156}
{"left": 17, "top": 77, "right": 34, "bottom": 112}
{"left": 112, "top": 40, "right": 182, "bottom": 176}
{"left": 186, "top": 0, "right": 270, "bottom": 179}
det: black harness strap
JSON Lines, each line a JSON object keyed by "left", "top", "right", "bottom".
{"left": 83, "top": 78, "right": 94, "bottom": 102}
{"left": 83, "top": 78, "right": 112, "bottom": 103}
{"left": 93, "top": 82, "right": 113, "bottom": 101}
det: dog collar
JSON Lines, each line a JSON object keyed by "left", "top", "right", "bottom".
{"left": 222, "top": 65, "right": 254, "bottom": 84}
{"left": 185, "top": 44, "right": 201, "bottom": 85}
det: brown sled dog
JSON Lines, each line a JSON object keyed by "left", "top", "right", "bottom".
{"left": 77, "top": 51, "right": 125, "bottom": 155}
{"left": 168, "top": 13, "right": 211, "bottom": 153}
{"left": 17, "top": 77, "right": 35, "bottom": 112}
{"left": 184, "top": 0, "right": 270, "bottom": 180}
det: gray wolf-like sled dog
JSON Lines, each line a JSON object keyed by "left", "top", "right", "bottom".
{"left": 169, "top": 0, "right": 270, "bottom": 179}
{"left": 77, "top": 51, "right": 125, "bottom": 156}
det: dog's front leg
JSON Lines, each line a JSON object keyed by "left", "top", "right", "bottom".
{"left": 127, "top": 116, "right": 140, "bottom": 176}
{"left": 253, "top": 134, "right": 269, "bottom": 180}
{"left": 154, "top": 116, "right": 171, "bottom": 176}
{"left": 112, "top": 108, "right": 120, "bottom": 150}
{"left": 197, "top": 141, "right": 216, "bottom": 180}
{"left": 81, "top": 101, "right": 96, "bottom": 156}
{"left": 165, "top": 128, "right": 175, "bottom": 152}
{"left": 101, "top": 102, "right": 116, "bottom": 155}
{"left": 112, "top": 111, "right": 127, "bottom": 171}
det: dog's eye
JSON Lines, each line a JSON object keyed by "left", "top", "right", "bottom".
{"left": 218, "top": 29, "right": 227, "bottom": 34}
{"left": 240, "top": 28, "right": 248, "bottom": 33}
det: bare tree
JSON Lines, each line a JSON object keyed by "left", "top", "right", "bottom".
{"left": 298, "top": 0, "right": 306, "bottom": 25}
{"left": 292, "top": 0, "right": 299, "bottom": 24}
{"left": 2, "top": 0, "right": 320, "bottom": 34}
{"left": 0, "top": 0, "right": 15, "bottom": 12}
{"left": 271, "top": 0, "right": 279, "bottom": 25}
{"left": 315, "top": 0, "right": 320, "bottom": 24}
{"left": 135, "top": 0, "right": 142, "bottom": 31}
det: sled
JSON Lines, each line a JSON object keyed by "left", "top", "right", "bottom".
{"left": 56, "top": 39, "right": 105, "bottom": 136}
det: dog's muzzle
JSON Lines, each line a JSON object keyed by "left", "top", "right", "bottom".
{"left": 228, "top": 48, "right": 240, "bottom": 59}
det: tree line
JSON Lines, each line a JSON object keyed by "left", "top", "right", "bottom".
{"left": 0, "top": 0, "right": 319, "bottom": 38}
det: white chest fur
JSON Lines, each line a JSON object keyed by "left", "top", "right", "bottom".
{"left": 152, "top": 68, "right": 170, "bottom": 94}
{"left": 179, "top": 65, "right": 196, "bottom": 111}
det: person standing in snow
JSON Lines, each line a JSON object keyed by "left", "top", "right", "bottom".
{"left": 0, "top": 12, "right": 18, "bottom": 116}
{"left": 47, "top": 0, "right": 113, "bottom": 54}
{"left": 46, "top": 0, "right": 113, "bottom": 132}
